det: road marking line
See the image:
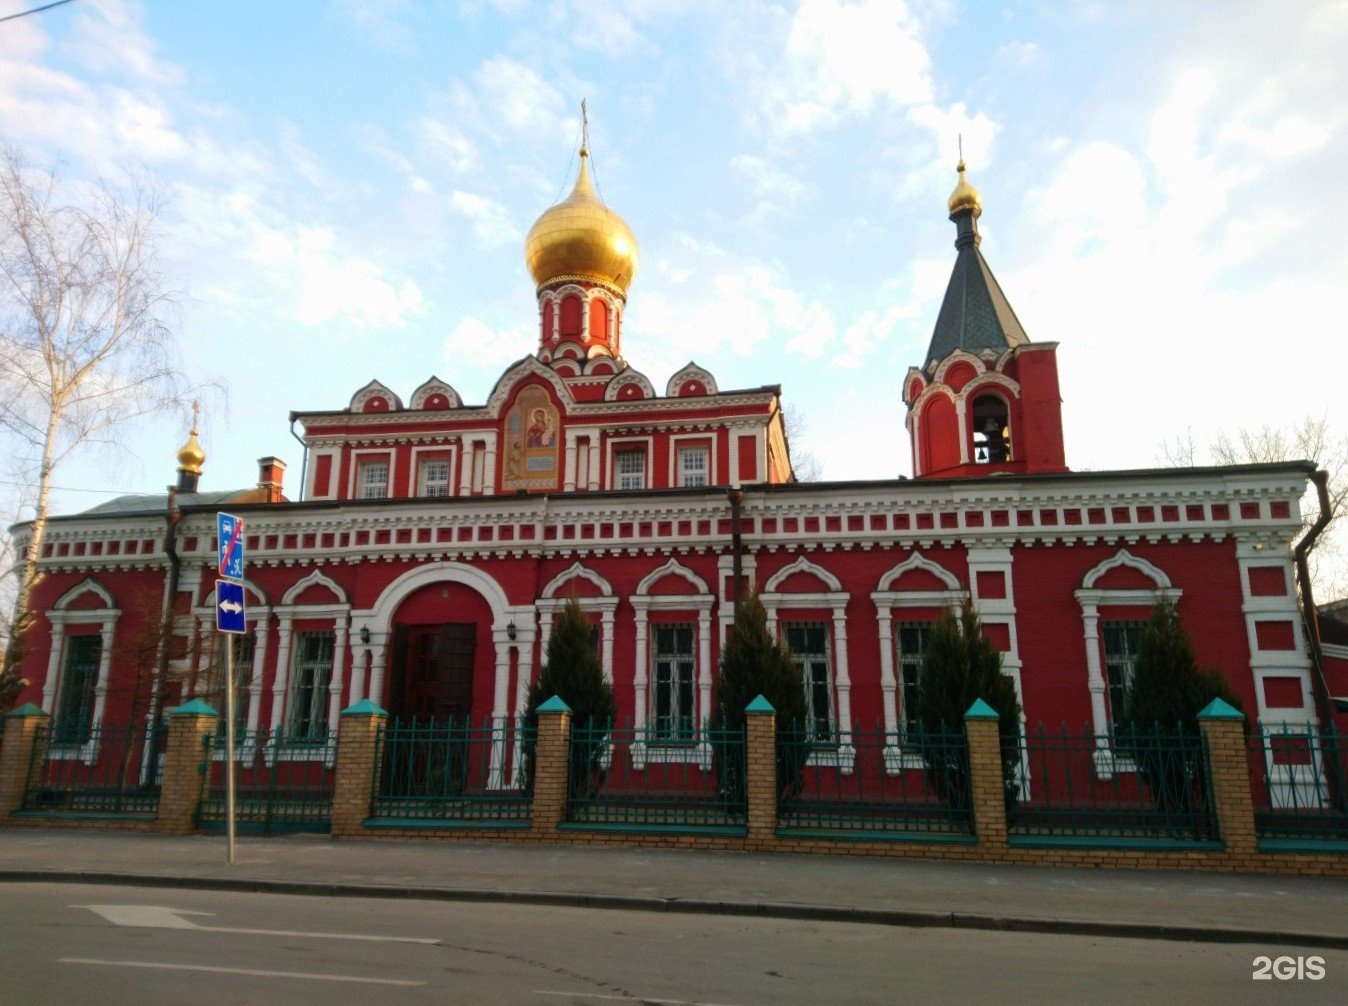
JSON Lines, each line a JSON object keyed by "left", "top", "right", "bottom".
{"left": 60, "top": 958, "right": 424, "bottom": 986}
{"left": 78, "top": 905, "right": 438, "bottom": 944}
{"left": 535, "top": 992, "right": 740, "bottom": 1006}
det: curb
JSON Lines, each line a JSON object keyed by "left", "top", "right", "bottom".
{"left": 4, "top": 870, "right": 1347, "bottom": 951}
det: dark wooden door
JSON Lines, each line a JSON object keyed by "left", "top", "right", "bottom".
{"left": 397, "top": 623, "right": 476, "bottom": 723}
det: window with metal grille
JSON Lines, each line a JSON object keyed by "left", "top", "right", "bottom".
{"left": 1102, "top": 621, "right": 1147, "bottom": 727}
{"left": 678, "top": 446, "right": 708, "bottom": 487}
{"left": 287, "top": 630, "right": 334, "bottom": 741}
{"left": 418, "top": 458, "right": 451, "bottom": 497}
{"left": 53, "top": 634, "right": 100, "bottom": 746}
{"left": 213, "top": 631, "right": 256, "bottom": 737}
{"left": 785, "top": 622, "right": 833, "bottom": 743}
{"left": 358, "top": 459, "right": 389, "bottom": 499}
{"left": 652, "top": 623, "right": 696, "bottom": 742}
{"left": 615, "top": 448, "right": 645, "bottom": 490}
{"left": 897, "top": 621, "right": 935, "bottom": 736}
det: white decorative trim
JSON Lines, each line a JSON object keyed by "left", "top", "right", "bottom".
{"left": 409, "top": 376, "right": 462, "bottom": 410}
{"left": 1081, "top": 548, "right": 1172, "bottom": 590}
{"left": 348, "top": 379, "right": 402, "bottom": 412}
{"left": 875, "top": 553, "right": 961, "bottom": 592}
{"left": 603, "top": 369, "right": 656, "bottom": 402}
{"left": 665, "top": 362, "right": 718, "bottom": 397}
{"left": 764, "top": 555, "right": 843, "bottom": 593}
{"left": 281, "top": 569, "right": 349, "bottom": 606}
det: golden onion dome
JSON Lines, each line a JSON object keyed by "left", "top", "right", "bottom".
{"left": 176, "top": 424, "right": 205, "bottom": 476}
{"left": 524, "top": 147, "right": 638, "bottom": 297}
{"left": 947, "top": 158, "right": 982, "bottom": 218}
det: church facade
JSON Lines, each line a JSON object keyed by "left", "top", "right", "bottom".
{"left": 10, "top": 142, "right": 1338, "bottom": 791}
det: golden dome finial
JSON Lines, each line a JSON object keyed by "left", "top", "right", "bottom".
{"left": 176, "top": 400, "right": 205, "bottom": 476}
{"left": 947, "top": 136, "right": 982, "bottom": 217}
{"left": 524, "top": 100, "right": 639, "bottom": 297}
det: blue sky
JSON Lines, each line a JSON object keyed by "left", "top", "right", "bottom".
{"left": 2, "top": 0, "right": 1345, "bottom": 518}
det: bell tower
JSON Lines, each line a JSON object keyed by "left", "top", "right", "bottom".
{"left": 902, "top": 158, "right": 1067, "bottom": 479}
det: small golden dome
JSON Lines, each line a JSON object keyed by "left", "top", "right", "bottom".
{"left": 524, "top": 148, "right": 639, "bottom": 297}
{"left": 176, "top": 425, "right": 205, "bottom": 476}
{"left": 947, "top": 158, "right": 982, "bottom": 217}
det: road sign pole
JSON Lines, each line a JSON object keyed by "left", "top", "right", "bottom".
{"left": 225, "top": 632, "right": 237, "bottom": 866}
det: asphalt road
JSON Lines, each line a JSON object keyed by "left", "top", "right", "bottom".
{"left": 3, "top": 882, "right": 1345, "bottom": 1005}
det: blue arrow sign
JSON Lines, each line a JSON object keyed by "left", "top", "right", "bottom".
{"left": 217, "top": 579, "right": 246, "bottom": 634}
{"left": 217, "top": 512, "right": 245, "bottom": 580}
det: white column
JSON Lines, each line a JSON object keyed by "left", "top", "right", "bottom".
{"left": 1079, "top": 602, "right": 1108, "bottom": 738}
{"left": 366, "top": 634, "right": 389, "bottom": 709}
{"left": 325, "top": 613, "right": 350, "bottom": 738}
{"left": 459, "top": 441, "right": 475, "bottom": 496}
{"left": 482, "top": 432, "right": 497, "bottom": 496}
{"left": 586, "top": 437, "right": 600, "bottom": 491}
{"left": 270, "top": 616, "right": 294, "bottom": 738}
{"left": 488, "top": 626, "right": 512, "bottom": 788}
{"left": 246, "top": 616, "right": 271, "bottom": 739}
{"left": 42, "top": 623, "right": 63, "bottom": 712}
{"left": 600, "top": 605, "right": 615, "bottom": 685}
{"left": 831, "top": 603, "right": 855, "bottom": 772}
{"left": 563, "top": 431, "right": 579, "bottom": 492}
{"left": 728, "top": 428, "right": 741, "bottom": 488}
{"left": 580, "top": 291, "right": 591, "bottom": 342}
{"left": 632, "top": 601, "right": 649, "bottom": 725}
{"left": 697, "top": 609, "right": 712, "bottom": 726}
{"left": 88, "top": 620, "right": 117, "bottom": 743}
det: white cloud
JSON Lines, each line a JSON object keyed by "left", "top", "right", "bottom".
{"left": 332, "top": 0, "right": 416, "bottom": 52}
{"left": 730, "top": 153, "right": 810, "bottom": 219}
{"left": 449, "top": 190, "right": 518, "bottom": 247}
{"left": 442, "top": 316, "right": 533, "bottom": 368}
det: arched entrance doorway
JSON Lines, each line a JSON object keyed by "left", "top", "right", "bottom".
{"left": 386, "top": 581, "right": 494, "bottom": 724}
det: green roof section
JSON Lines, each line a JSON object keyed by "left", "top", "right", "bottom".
{"left": 924, "top": 236, "right": 1030, "bottom": 372}
{"left": 341, "top": 699, "right": 388, "bottom": 717}
{"left": 1197, "top": 697, "right": 1245, "bottom": 721}
{"left": 171, "top": 698, "right": 218, "bottom": 717}
{"left": 5, "top": 702, "right": 46, "bottom": 718}
{"left": 964, "top": 698, "right": 1000, "bottom": 720}
{"left": 745, "top": 695, "right": 776, "bottom": 714}
{"left": 536, "top": 695, "right": 573, "bottom": 714}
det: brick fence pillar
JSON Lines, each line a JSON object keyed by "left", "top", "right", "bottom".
{"left": 332, "top": 699, "right": 386, "bottom": 838}
{"left": 745, "top": 695, "right": 777, "bottom": 845}
{"left": 965, "top": 699, "right": 1008, "bottom": 852}
{"left": 0, "top": 704, "right": 49, "bottom": 819}
{"left": 532, "top": 697, "right": 572, "bottom": 836}
{"left": 157, "top": 699, "right": 216, "bottom": 835}
{"left": 1198, "top": 697, "right": 1257, "bottom": 856}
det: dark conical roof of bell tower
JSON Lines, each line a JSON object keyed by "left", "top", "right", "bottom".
{"left": 922, "top": 159, "right": 1029, "bottom": 373}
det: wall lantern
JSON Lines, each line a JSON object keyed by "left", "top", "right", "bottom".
{"left": 507, "top": 620, "right": 517, "bottom": 641}
{"left": 359, "top": 626, "right": 371, "bottom": 645}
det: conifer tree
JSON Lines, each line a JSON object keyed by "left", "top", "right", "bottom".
{"left": 523, "top": 598, "right": 616, "bottom": 792}
{"left": 1118, "top": 598, "right": 1244, "bottom": 813}
{"left": 715, "top": 591, "right": 808, "bottom": 799}
{"left": 915, "top": 599, "right": 1021, "bottom": 807}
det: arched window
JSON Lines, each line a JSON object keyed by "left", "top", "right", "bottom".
{"left": 971, "top": 393, "right": 1011, "bottom": 463}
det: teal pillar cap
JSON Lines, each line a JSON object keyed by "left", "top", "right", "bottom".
{"left": 340, "top": 699, "right": 388, "bottom": 717}
{"left": 170, "top": 698, "right": 219, "bottom": 717}
{"left": 5, "top": 702, "right": 47, "bottom": 719}
{"left": 1197, "top": 697, "right": 1245, "bottom": 721}
{"left": 964, "top": 698, "right": 1000, "bottom": 720}
{"left": 745, "top": 695, "right": 776, "bottom": 714}
{"left": 536, "top": 695, "right": 572, "bottom": 714}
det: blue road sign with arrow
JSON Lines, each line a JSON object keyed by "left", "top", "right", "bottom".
{"left": 217, "top": 512, "right": 245, "bottom": 580}
{"left": 217, "top": 579, "right": 246, "bottom": 634}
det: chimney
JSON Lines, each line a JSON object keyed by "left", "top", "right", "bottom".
{"left": 257, "top": 457, "right": 287, "bottom": 504}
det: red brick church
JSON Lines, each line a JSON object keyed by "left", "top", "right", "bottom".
{"left": 10, "top": 137, "right": 1340, "bottom": 789}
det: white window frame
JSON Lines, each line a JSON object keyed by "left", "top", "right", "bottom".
{"left": 416, "top": 455, "right": 453, "bottom": 498}
{"left": 631, "top": 560, "right": 714, "bottom": 768}
{"left": 783, "top": 621, "right": 833, "bottom": 745}
{"left": 351, "top": 451, "right": 392, "bottom": 500}
{"left": 41, "top": 580, "right": 120, "bottom": 764}
{"left": 286, "top": 629, "right": 335, "bottom": 743}
{"left": 762, "top": 557, "right": 854, "bottom": 772}
{"left": 609, "top": 439, "right": 650, "bottom": 490}
{"left": 677, "top": 445, "right": 709, "bottom": 487}
{"left": 669, "top": 433, "right": 714, "bottom": 488}
{"left": 651, "top": 622, "right": 698, "bottom": 744}
{"left": 270, "top": 572, "right": 351, "bottom": 764}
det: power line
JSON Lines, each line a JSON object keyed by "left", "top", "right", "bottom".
{"left": 0, "top": 0, "right": 78, "bottom": 26}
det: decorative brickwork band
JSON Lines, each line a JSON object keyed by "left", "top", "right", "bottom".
{"left": 964, "top": 704, "right": 1008, "bottom": 850}
{"left": 0, "top": 705, "right": 49, "bottom": 819}
{"left": 532, "top": 699, "right": 572, "bottom": 835}
{"left": 157, "top": 702, "right": 217, "bottom": 836}
{"left": 332, "top": 701, "right": 387, "bottom": 838}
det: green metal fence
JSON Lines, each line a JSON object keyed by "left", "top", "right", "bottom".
{"left": 197, "top": 730, "right": 336, "bottom": 833}
{"left": 371, "top": 717, "right": 532, "bottom": 827}
{"left": 564, "top": 720, "right": 747, "bottom": 833}
{"left": 777, "top": 723, "right": 974, "bottom": 838}
{"left": 19, "top": 722, "right": 162, "bottom": 816}
{"left": 1249, "top": 723, "right": 1348, "bottom": 844}
{"left": 1010, "top": 724, "right": 1217, "bottom": 844}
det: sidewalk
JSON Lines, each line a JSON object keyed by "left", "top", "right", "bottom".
{"left": 2, "top": 829, "right": 1346, "bottom": 949}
